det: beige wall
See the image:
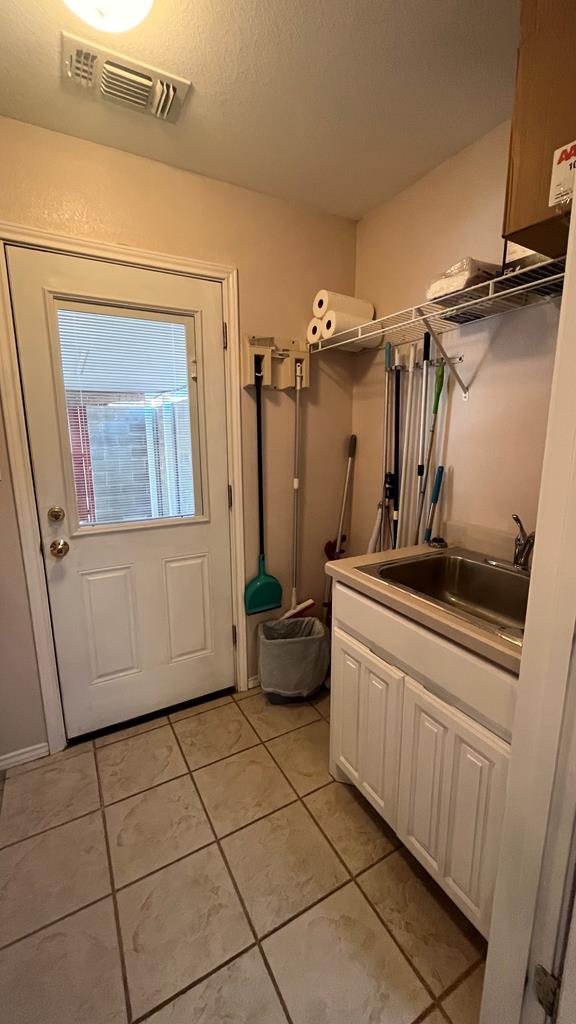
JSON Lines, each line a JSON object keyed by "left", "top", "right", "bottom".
{"left": 0, "top": 116, "right": 355, "bottom": 752}
{"left": 0, "top": 398, "right": 46, "bottom": 757}
{"left": 351, "top": 121, "right": 558, "bottom": 554}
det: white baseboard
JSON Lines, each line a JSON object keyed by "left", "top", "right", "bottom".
{"left": 0, "top": 742, "right": 49, "bottom": 771}
{"left": 248, "top": 675, "right": 259, "bottom": 688}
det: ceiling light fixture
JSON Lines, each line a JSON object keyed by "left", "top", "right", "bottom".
{"left": 62, "top": 0, "right": 153, "bottom": 33}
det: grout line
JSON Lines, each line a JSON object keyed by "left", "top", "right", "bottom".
{"left": 206, "top": 794, "right": 300, "bottom": 842}
{"left": 111, "top": 837, "right": 217, "bottom": 894}
{"left": 0, "top": 893, "right": 111, "bottom": 953}
{"left": 234, "top": 698, "right": 331, "bottom": 799}
{"left": 410, "top": 1006, "right": 440, "bottom": 1024}
{"left": 168, "top": 718, "right": 294, "bottom": 1024}
{"left": 436, "top": 957, "right": 485, "bottom": 1003}
{"left": 176, "top": 738, "right": 262, "bottom": 774}
{"left": 351, "top": 879, "right": 439, "bottom": 1004}
{"left": 93, "top": 745, "right": 133, "bottom": 1023}
{"left": 129, "top": 944, "right": 261, "bottom": 1024}
{"left": 256, "top": 878, "right": 352, "bottom": 944}
{"left": 0, "top": 804, "right": 101, "bottom": 852}
{"left": 97, "top": 769, "right": 190, "bottom": 810}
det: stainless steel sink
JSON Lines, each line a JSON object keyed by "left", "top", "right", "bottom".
{"left": 359, "top": 548, "right": 529, "bottom": 642}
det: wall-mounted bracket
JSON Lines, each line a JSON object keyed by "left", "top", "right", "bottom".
{"left": 416, "top": 311, "right": 469, "bottom": 401}
{"left": 243, "top": 336, "right": 310, "bottom": 390}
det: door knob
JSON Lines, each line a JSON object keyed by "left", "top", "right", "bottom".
{"left": 48, "top": 506, "right": 66, "bottom": 523}
{"left": 49, "top": 539, "right": 70, "bottom": 558}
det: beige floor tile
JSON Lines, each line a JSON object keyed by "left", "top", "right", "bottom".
{"left": 312, "top": 687, "right": 331, "bottom": 720}
{"left": 194, "top": 745, "right": 296, "bottom": 837}
{"left": 0, "top": 811, "right": 110, "bottom": 947}
{"left": 304, "top": 781, "right": 397, "bottom": 873}
{"left": 173, "top": 703, "right": 259, "bottom": 770}
{"left": 97, "top": 726, "right": 187, "bottom": 804}
{"left": 266, "top": 720, "right": 331, "bottom": 795}
{"left": 6, "top": 740, "right": 94, "bottom": 777}
{"left": 0, "top": 752, "right": 100, "bottom": 847}
{"left": 0, "top": 898, "right": 126, "bottom": 1024}
{"left": 95, "top": 716, "right": 169, "bottom": 748}
{"left": 105, "top": 775, "right": 214, "bottom": 887}
{"left": 238, "top": 693, "right": 321, "bottom": 741}
{"left": 263, "top": 883, "right": 431, "bottom": 1024}
{"left": 222, "top": 802, "right": 347, "bottom": 935}
{"left": 442, "top": 964, "right": 485, "bottom": 1024}
{"left": 233, "top": 685, "right": 262, "bottom": 701}
{"left": 170, "top": 694, "right": 234, "bottom": 723}
{"left": 117, "top": 845, "right": 252, "bottom": 1018}
{"left": 423, "top": 1012, "right": 446, "bottom": 1024}
{"left": 359, "top": 849, "right": 483, "bottom": 995}
{"left": 146, "top": 948, "right": 287, "bottom": 1024}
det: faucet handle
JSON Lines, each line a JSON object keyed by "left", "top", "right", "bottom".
{"left": 512, "top": 513, "right": 527, "bottom": 543}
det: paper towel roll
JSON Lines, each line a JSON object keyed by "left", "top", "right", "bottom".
{"left": 321, "top": 310, "right": 381, "bottom": 350}
{"left": 306, "top": 318, "right": 323, "bottom": 345}
{"left": 313, "top": 290, "right": 374, "bottom": 321}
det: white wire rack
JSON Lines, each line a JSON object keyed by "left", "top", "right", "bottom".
{"left": 308, "top": 256, "right": 565, "bottom": 359}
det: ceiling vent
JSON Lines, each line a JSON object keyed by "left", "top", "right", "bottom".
{"left": 61, "top": 33, "right": 191, "bottom": 123}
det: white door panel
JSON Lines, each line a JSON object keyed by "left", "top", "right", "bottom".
{"left": 8, "top": 247, "right": 234, "bottom": 736}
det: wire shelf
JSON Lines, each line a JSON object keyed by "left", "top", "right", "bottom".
{"left": 308, "top": 257, "right": 565, "bottom": 355}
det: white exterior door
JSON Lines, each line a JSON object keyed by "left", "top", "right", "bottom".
{"left": 7, "top": 246, "right": 234, "bottom": 737}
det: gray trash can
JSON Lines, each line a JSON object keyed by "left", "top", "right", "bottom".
{"left": 258, "top": 617, "right": 330, "bottom": 701}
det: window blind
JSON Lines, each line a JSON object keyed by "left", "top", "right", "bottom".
{"left": 56, "top": 307, "right": 198, "bottom": 526}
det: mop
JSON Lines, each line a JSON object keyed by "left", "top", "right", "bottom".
{"left": 281, "top": 360, "right": 315, "bottom": 619}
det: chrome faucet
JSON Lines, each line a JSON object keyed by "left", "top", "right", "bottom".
{"left": 512, "top": 514, "right": 535, "bottom": 570}
{"left": 485, "top": 514, "right": 535, "bottom": 574}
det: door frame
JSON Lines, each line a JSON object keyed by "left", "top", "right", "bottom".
{"left": 480, "top": 213, "right": 576, "bottom": 1022}
{"left": 0, "top": 222, "right": 247, "bottom": 753}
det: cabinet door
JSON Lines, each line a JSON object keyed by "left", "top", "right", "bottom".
{"left": 397, "top": 678, "right": 448, "bottom": 877}
{"left": 330, "top": 628, "right": 364, "bottom": 784}
{"left": 358, "top": 649, "right": 403, "bottom": 828}
{"left": 398, "top": 677, "right": 510, "bottom": 936}
{"left": 440, "top": 712, "right": 510, "bottom": 934}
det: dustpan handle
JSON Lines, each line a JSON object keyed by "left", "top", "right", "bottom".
{"left": 255, "top": 355, "right": 265, "bottom": 559}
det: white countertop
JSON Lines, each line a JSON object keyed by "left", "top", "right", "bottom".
{"left": 326, "top": 545, "right": 522, "bottom": 675}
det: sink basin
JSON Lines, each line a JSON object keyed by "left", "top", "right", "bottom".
{"left": 359, "top": 548, "right": 529, "bottom": 641}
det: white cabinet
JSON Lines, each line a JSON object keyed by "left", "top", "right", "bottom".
{"left": 330, "top": 627, "right": 403, "bottom": 828}
{"left": 397, "top": 677, "right": 510, "bottom": 935}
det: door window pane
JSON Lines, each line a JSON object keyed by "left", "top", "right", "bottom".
{"left": 56, "top": 308, "right": 200, "bottom": 526}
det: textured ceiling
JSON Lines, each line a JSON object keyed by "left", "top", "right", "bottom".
{"left": 0, "top": 0, "right": 519, "bottom": 218}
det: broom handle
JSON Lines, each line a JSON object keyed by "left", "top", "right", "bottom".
{"left": 335, "top": 434, "right": 357, "bottom": 558}
{"left": 291, "top": 363, "right": 303, "bottom": 599}
{"left": 255, "top": 355, "right": 265, "bottom": 560}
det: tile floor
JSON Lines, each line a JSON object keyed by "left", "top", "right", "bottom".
{"left": 0, "top": 685, "right": 486, "bottom": 1024}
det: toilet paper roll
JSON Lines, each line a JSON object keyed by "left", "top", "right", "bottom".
{"left": 313, "top": 290, "right": 374, "bottom": 321}
{"left": 306, "top": 318, "right": 323, "bottom": 345}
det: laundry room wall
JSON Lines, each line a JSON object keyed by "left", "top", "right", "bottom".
{"left": 0, "top": 115, "right": 355, "bottom": 754}
{"left": 350, "top": 121, "right": 559, "bottom": 556}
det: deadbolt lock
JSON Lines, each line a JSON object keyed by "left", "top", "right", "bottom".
{"left": 49, "top": 539, "right": 70, "bottom": 559}
{"left": 48, "top": 506, "right": 66, "bottom": 523}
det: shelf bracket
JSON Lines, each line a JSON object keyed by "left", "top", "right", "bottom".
{"left": 416, "top": 309, "right": 469, "bottom": 401}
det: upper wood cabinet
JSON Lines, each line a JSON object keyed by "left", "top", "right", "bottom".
{"left": 503, "top": 0, "right": 576, "bottom": 257}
